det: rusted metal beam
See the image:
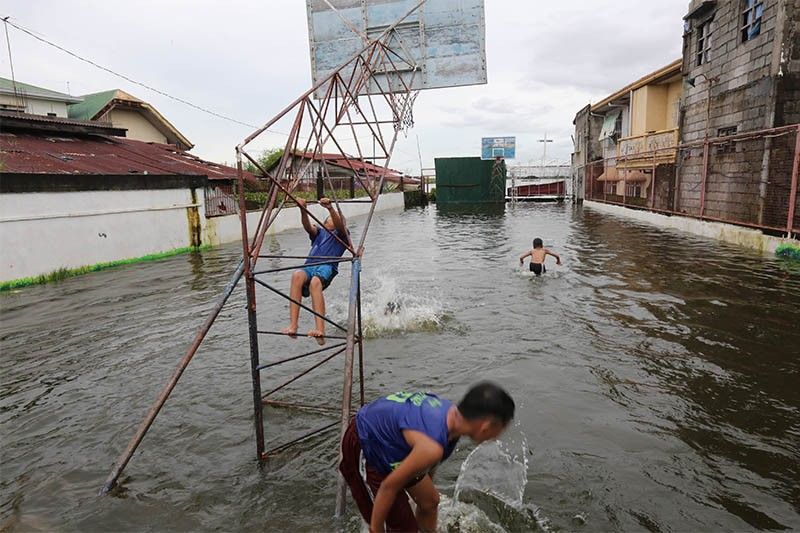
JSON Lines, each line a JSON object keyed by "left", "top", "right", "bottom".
{"left": 787, "top": 126, "right": 800, "bottom": 236}
{"left": 699, "top": 140, "right": 710, "bottom": 218}
{"left": 335, "top": 257, "right": 362, "bottom": 518}
{"left": 97, "top": 259, "right": 245, "bottom": 495}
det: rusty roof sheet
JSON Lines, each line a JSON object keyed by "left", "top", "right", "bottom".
{"left": 292, "top": 151, "right": 405, "bottom": 179}
{"left": 0, "top": 132, "right": 254, "bottom": 182}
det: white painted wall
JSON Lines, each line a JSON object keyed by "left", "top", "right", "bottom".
{"left": 0, "top": 190, "right": 405, "bottom": 282}
{"left": 585, "top": 200, "right": 798, "bottom": 255}
{"left": 0, "top": 189, "right": 199, "bottom": 280}
{"left": 0, "top": 94, "right": 70, "bottom": 117}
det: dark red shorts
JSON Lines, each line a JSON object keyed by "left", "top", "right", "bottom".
{"left": 339, "top": 418, "right": 419, "bottom": 532}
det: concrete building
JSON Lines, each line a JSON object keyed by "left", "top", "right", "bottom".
{"left": 572, "top": 60, "right": 682, "bottom": 208}
{"left": 68, "top": 89, "right": 193, "bottom": 150}
{"left": 0, "top": 113, "right": 404, "bottom": 284}
{"left": 679, "top": 0, "right": 799, "bottom": 229}
{"left": 0, "top": 77, "right": 82, "bottom": 117}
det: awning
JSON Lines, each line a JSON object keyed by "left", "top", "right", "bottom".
{"left": 598, "top": 109, "right": 621, "bottom": 141}
{"left": 597, "top": 167, "right": 619, "bottom": 181}
{"left": 622, "top": 171, "right": 648, "bottom": 183}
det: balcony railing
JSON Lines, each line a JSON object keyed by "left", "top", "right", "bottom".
{"left": 617, "top": 128, "right": 678, "bottom": 169}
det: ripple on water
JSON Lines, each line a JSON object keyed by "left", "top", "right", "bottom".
{"left": 1, "top": 204, "right": 799, "bottom": 531}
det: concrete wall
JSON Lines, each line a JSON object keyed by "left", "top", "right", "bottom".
{"left": 678, "top": 0, "right": 796, "bottom": 225}
{"left": 585, "top": 200, "right": 798, "bottom": 255}
{"left": 108, "top": 109, "right": 169, "bottom": 144}
{"left": 571, "top": 104, "right": 604, "bottom": 203}
{"left": 0, "top": 189, "right": 405, "bottom": 282}
{"left": 0, "top": 188, "right": 199, "bottom": 280}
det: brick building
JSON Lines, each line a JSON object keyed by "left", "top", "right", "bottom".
{"left": 679, "top": 0, "right": 799, "bottom": 229}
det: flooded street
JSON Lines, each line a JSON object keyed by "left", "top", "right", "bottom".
{"left": 2, "top": 203, "right": 799, "bottom": 531}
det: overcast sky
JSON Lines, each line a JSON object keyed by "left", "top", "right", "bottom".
{"left": 3, "top": 0, "right": 686, "bottom": 174}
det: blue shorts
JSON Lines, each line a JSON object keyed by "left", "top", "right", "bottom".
{"left": 301, "top": 264, "right": 337, "bottom": 297}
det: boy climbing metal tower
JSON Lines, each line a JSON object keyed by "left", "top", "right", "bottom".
{"left": 282, "top": 197, "right": 350, "bottom": 345}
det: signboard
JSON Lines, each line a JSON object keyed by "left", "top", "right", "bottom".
{"left": 306, "top": 0, "right": 487, "bottom": 99}
{"left": 481, "top": 137, "right": 516, "bottom": 160}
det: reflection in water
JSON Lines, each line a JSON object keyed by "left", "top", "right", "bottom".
{"left": 1, "top": 203, "right": 798, "bottom": 531}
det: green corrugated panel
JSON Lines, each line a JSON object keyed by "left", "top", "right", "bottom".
{"left": 67, "top": 90, "right": 118, "bottom": 120}
{"left": 434, "top": 157, "right": 506, "bottom": 204}
{"left": 0, "top": 76, "right": 81, "bottom": 102}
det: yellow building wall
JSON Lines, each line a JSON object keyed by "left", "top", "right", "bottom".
{"left": 108, "top": 109, "right": 168, "bottom": 144}
{"left": 665, "top": 81, "right": 681, "bottom": 130}
{"left": 630, "top": 84, "right": 679, "bottom": 136}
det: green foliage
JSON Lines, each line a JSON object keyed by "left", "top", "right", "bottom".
{"left": 776, "top": 243, "right": 800, "bottom": 260}
{"left": 0, "top": 245, "right": 211, "bottom": 292}
{"left": 245, "top": 147, "right": 284, "bottom": 175}
{"left": 428, "top": 188, "right": 437, "bottom": 202}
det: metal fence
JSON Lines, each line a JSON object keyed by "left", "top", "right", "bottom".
{"left": 577, "top": 124, "right": 800, "bottom": 238}
{"left": 204, "top": 183, "right": 238, "bottom": 218}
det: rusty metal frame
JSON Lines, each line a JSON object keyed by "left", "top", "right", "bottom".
{"left": 99, "top": 4, "right": 425, "bottom": 507}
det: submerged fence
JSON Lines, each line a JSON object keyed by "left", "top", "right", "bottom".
{"left": 576, "top": 124, "right": 800, "bottom": 239}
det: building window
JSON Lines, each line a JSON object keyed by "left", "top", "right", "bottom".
{"left": 697, "top": 20, "right": 712, "bottom": 65}
{"left": 625, "top": 182, "right": 643, "bottom": 197}
{"left": 716, "top": 126, "right": 738, "bottom": 154}
{"left": 742, "top": 0, "right": 764, "bottom": 42}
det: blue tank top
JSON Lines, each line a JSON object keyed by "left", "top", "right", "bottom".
{"left": 356, "top": 392, "right": 458, "bottom": 475}
{"left": 305, "top": 225, "right": 347, "bottom": 273}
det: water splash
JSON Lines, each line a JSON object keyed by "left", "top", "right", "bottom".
{"left": 359, "top": 274, "right": 448, "bottom": 338}
{"left": 444, "top": 425, "right": 553, "bottom": 532}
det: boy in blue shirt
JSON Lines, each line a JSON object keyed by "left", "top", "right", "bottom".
{"left": 340, "top": 382, "right": 515, "bottom": 532}
{"left": 282, "top": 197, "right": 349, "bottom": 344}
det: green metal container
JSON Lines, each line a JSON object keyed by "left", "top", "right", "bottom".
{"left": 434, "top": 157, "right": 506, "bottom": 205}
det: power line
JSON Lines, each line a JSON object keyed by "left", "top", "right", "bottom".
{"left": 2, "top": 16, "right": 286, "bottom": 134}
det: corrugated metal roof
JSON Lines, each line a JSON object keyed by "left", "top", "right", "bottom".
{"left": 0, "top": 111, "right": 125, "bottom": 134}
{"left": 66, "top": 89, "right": 123, "bottom": 121}
{"left": 0, "top": 76, "right": 83, "bottom": 103}
{"left": 293, "top": 151, "right": 404, "bottom": 179}
{"left": 0, "top": 131, "right": 254, "bottom": 182}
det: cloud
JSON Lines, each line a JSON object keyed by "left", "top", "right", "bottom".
{"left": 3, "top": 0, "right": 688, "bottom": 169}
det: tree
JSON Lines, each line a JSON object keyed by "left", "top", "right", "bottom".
{"left": 245, "top": 147, "right": 284, "bottom": 176}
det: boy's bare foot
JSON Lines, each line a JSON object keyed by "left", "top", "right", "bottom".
{"left": 308, "top": 329, "right": 326, "bottom": 346}
{"left": 282, "top": 325, "right": 298, "bottom": 338}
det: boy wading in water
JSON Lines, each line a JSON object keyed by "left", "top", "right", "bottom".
{"left": 519, "top": 237, "right": 561, "bottom": 276}
{"left": 281, "top": 197, "right": 349, "bottom": 345}
{"left": 340, "top": 382, "right": 515, "bottom": 533}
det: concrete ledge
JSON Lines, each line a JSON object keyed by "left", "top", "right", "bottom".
{"left": 584, "top": 200, "right": 799, "bottom": 255}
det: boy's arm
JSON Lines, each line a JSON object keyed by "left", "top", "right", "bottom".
{"left": 369, "top": 432, "right": 443, "bottom": 533}
{"left": 296, "top": 198, "right": 317, "bottom": 238}
{"left": 320, "top": 197, "right": 347, "bottom": 235}
{"left": 546, "top": 249, "right": 562, "bottom": 265}
{"left": 519, "top": 250, "right": 531, "bottom": 264}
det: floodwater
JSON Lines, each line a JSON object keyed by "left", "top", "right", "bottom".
{"left": 1, "top": 203, "right": 799, "bottom": 532}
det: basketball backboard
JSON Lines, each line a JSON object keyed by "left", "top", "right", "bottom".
{"left": 306, "top": 0, "right": 487, "bottom": 98}
{"left": 482, "top": 137, "right": 516, "bottom": 160}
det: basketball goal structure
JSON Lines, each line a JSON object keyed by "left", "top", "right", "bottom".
{"left": 100, "top": 0, "right": 488, "bottom": 518}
